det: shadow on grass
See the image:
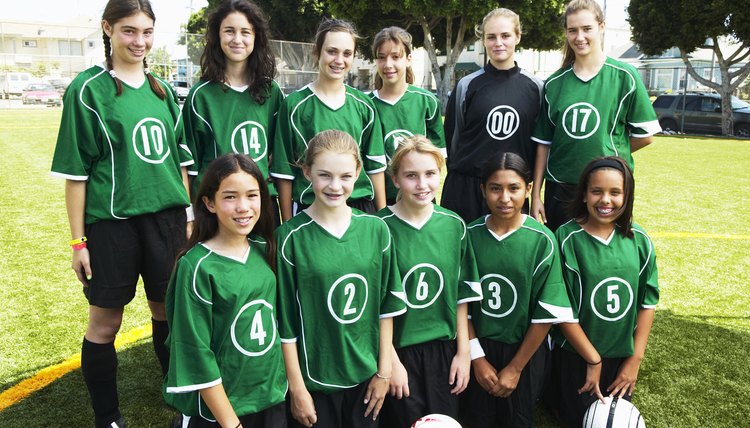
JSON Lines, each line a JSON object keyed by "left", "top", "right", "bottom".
{"left": 1, "top": 310, "right": 748, "bottom": 427}
{"left": 0, "top": 340, "right": 174, "bottom": 427}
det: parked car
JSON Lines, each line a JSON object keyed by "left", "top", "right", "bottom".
{"left": 652, "top": 93, "right": 750, "bottom": 138}
{"left": 21, "top": 83, "right": 62, "bottom": 106}
{"left": 170, "top": 80, "right": 190, "bottom": 101}
{"left": 0, "top": 72, "right": 33, "bottom": 99}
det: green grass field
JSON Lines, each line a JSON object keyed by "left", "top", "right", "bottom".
{"left": 0, "top": 109, "right": 748, "bottom": 427}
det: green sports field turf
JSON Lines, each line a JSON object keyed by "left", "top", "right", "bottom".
{"left": 0, "top": 109, "right": 748, "bottom": 427}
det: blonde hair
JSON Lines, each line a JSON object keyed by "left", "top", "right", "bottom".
{"left": 388, "top": 135, "right": 445, "bottom": 177}
{"left": 561, "top": 0, "right": 605, "bottom": 67}
{"left": 371, "top": 26, "right": 415, "bottom": 90}
{"left": 475, "top": 8, "right": 522, "bottom": 39}
{"left": 303, "top": 129, "right": 362, "bottom": 172}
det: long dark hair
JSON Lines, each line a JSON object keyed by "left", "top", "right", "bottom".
{"left": 102, "top": 0, "right": 166, "bottom": 99}
{"left": 570, "top": 156, "right": 635, "bottom": 238}
{"left": 201, "top": 0, "right": 276, "bottom": 104}
{"left": 182, "top": 153, "right": 277, "bottom": 271}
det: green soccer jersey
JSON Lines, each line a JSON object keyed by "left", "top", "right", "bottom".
{"left": 275, "top": 210, "right": 406, "bottom": 393}
{"left": 184, "top": 80, "right": 283, "bottom": 196}
{"left": 50, "top": 65, "right": 192, "bottom": 224}
{"left": 553, "top": 221, "right": 659, "bottom": 358}
{"left": 164, "top": 237, "right": 288, "bottom": 419}
{"left": 270, "top": 85, "right": 386, "bottom": 205}
{"left": 370, "top": 86, "right": 447, "bottom": 200}
{"left": 531, "top": 57, "right": 661, "bottom": 184}
{"left": 467, "top": 215, "right": 574, "bottom": 344}
{"left": 376, "top": 205, "right": 481, "bottom": 349}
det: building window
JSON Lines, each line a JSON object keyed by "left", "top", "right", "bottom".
{"left": 22, "top": 40, "right": 38, "bottom": 48}
{"left": 88, "top": 41, "right": 95, "bottom": 49}
{"left": 467, "top": 43, "right": 475, "bottom": 52}
{"left": 655, "top": 68, "right": 673, "bottom": 91}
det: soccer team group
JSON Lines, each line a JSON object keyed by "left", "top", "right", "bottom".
{"left": 49, "top": 0, "right": 662, "bottom": 427}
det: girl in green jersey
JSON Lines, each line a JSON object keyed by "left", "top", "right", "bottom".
{"left": 530, "top": 0, "right": 659, "bottom": 231}
{"left": 464, "top": 152, "right": 573, "bottom": 427}
{"left": 164, "top": 154, "right": 287, "bottom": 428}
{"left": 185, "top": 0, "right": 284, "bottom": 224}
{"left": 551, "top": 157, "right": 658, "bottom": 427}
{"left": 377, "top": 136, "right": 480, "bottom": 427}
{"left": 370, "top": 27, "right": 446, "bottom": 204}
{"left": 272, "top": 19, "right": 387, "bottom": 220}
{"left": 50, "top": 1, "right": 192, "bottom": 426}
{"left": 277, "top": 130, "right": 404, "bottom": 428}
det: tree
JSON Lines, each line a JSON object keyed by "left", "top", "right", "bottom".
{"left": 327, "top": 0, "right": 565, "bottom": 108}
{"left": 629, "top": 0, "right": 750, "bottom": 136}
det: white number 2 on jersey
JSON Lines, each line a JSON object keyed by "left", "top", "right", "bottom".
{"left": 343, "top": 282, "right": 357, "bottom": 315}
{"left": 250, "top": 310, "right": 267, "bottom": 346}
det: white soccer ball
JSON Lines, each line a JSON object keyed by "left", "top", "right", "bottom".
{"left": 582, "top": 396, "right": 646, "bottom": 428}
{"left": 411, "top": 413, "right": 462, "bottom": 428}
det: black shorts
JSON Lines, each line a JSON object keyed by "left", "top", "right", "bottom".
{"left": 186, "top": 401, "right": 286, "bottom": 428}
{"left": 548, "top": 347, "right": 629, "bottom": 428}
{"left": 384, "top": 340, "right": 459, "bottom": 428}
{"left": 441, "top": 171, "right": 487, "bottom": 224}
{"left": 463, "top": 339, "right": 548, "bottom": 428}
{"left": 542, "top": 181, "right": 577, "bottom": 232}
{"left": 84, "top": 207, "right": 186, "bottom": 308}
{"left": 290, "top": 380, "right": 377, "bottom": 428}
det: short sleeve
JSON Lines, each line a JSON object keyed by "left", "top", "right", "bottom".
{"left": 50, "top": 82, "right": 100, "bottom": 180}
{"left": 457, "top": 226, "right": 482, "bottom": 304}
{"left": 275, "top": 227, "right": 300, "bottom": 341}
{"left": 165, "top": 256, "right": 221, "bottom": 393}
{"left": 425, "top": 93, "right": 447, "bottom": 157}
{"left": 270, "top": 98, "right": 296, "bottom": 181}
{"left": 530, "top": 230, "right": 574, "bottom": 323}
{"left": 378, "top": 225, "right": 407, "bottom": 318}
{"left": 531, "top": 85, "right": 554, "bottom": 146}
{"left": 361, "top": 96, "right": 386, "bottom": 175}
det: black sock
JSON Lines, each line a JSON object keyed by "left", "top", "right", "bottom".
{"left": 81, "top": 338, "right": 121, "bottom": 427}
{"left": 152, "top": 318, "right": 170, "bottom": 376}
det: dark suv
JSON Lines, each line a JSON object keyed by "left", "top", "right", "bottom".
{"left": 652, "top": 93, "right": 750, "bottom": 137}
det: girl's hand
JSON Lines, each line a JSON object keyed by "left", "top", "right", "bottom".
{"left": 389, "top": 359, "right": 410, "bottom": 399}
{"left": 71, "top": 247, "right": 91, "bottom": 287}
{"left": 579, "top": 361, "right": 606, "bottom": 402}
{"left": 471, "top": 357, "right": 498, "bottom": 393}
{"left": 530, "top": 195, "right": 546, "bottom": 224}
{"left": 449, "top": 350, "right": 471, "bottom": 395}
{"left": 364, "top": 374, "right": 389, "bottom": 420}
{"left": 607, "top": 355, "right": 642, "bottom": 398}
{"left": 290, "top": 388, "right": 317, "bottom": 427}
{"left": 490, "top": 365, "right": 522, "bottom": 398}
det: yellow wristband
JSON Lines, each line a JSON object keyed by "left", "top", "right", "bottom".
{"left": 69, "top": 236, "right": 87, "bottom": 246}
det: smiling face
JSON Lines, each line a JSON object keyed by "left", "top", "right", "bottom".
{"left": 304, "top": 151, "right": 359, "bottom": 210}
{"left": 481, "top": 169, "right": 530, "bottom": 222}
{"left": 584, "top": 168, "right": 624, "bottom": 229}
{"left": 375, "top": 40, "right": 411, "bottom": 87}
{"left": 483, "top": 15, "right": 520, "bottom": 69}
{"left": 316, "top": 31, "right": 355, "bottom": 82}
{"left": 203, "top": 171, "right": 261, "bottom": 240}
{"left": 392, "top": 151, "right": 441, "bottom": 209}
{"left": 103, "top": 11, "right": 154, "bottom": 67}
{"left": 566, "top": 9, "right": 604, "bottom": 60}
{"left": 219, "top": 12, "right": 255, "bottom": 65}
